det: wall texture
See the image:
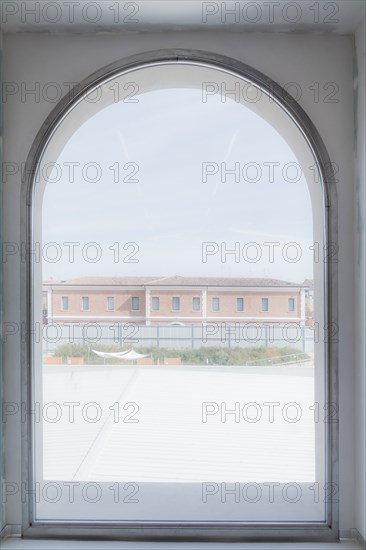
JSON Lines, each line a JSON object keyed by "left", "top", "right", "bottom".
{"left": 2, "top": 31, "right": 356, "bottom": 533}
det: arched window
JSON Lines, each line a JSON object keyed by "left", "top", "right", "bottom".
{"left": 22, "top": 51, "right": 338, "bottom": 541}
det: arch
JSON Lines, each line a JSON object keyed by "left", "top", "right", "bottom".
{"left": 21, "top": 50, "right": 338, "bottom": 542}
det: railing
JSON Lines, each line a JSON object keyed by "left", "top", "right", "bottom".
{"left": 43, "top": 323, "right": 316, "bottom": 355}
{"left": 245, "top": 352, "right": 312, "bottom": 366}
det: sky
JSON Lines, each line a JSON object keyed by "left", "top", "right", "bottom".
{"left": 41, "top": 86, "right": 314, "bottom": 283}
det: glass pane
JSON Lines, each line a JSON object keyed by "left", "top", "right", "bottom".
{"left": 34, "top": 62, "right": 327, "bottom": 524}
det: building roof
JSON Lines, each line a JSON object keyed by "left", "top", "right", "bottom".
{"left": 43, "top": 275, "right": 303, "bottom": 288}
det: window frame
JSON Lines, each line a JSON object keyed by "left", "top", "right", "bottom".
{"left": 212, "top": 297, "right": 220, "bottom": 312}
{"left": 261, "top": 297, "right": 269, "bottom": 312}
{"left": 172, "top": 296, "right": 180, "bottom": 311}
{"left": 192, "top": 296, "right": 201, "bottom": 312}
{"left": 131, "top": 296, "right": 140, "bottom": 311}
{"left": 106, "top": 296, "right": 115, "bottom": 311}
{"left": 61, "top": 295, "right": 69, "bottom": 311}
{"left": 81, "top": 296, "right": 89, "bottom": 312}
{"left": 236, "top": 297, "right": 244, "bottom": 312}
{"left": 20, "top": 49, "right": 339, "bottom": 543}
{"left": 151, "top": 296, "right": 160, "bottom": 312}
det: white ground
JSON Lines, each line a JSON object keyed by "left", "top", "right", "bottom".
{"left": 40, "top": 363, "right": 317, "bottom": 483}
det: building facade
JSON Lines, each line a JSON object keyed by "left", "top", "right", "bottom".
{"left": 42, "top": 276, "right": 310, "bottom": 326}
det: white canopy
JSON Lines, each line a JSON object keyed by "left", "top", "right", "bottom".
{"left": 117, "top": 350, "right": 150, "bottom": 360}
{"left": 92, "top": 349, "right": 131, "bottom": 359}
{"left": 92, "top": 349, "right": 149, "bottom": 360}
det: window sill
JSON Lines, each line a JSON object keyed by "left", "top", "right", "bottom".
{"left": 0, "top": 537, "right": 362, "bottom": 550}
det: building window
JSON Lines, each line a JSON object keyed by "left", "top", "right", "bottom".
{"left": 261, "top": 298, "right": 269, "bottom": 312}
{"left": 61, "top": 296, "right": 69, "bottom": 311}
{"left": 82, "top": 296, "right": 89, "bottom": 311}
{"left": 193, "top": 297, "right": 201, "bottom": 311}
{"left": 152, "top": 297, "right": 159, "bottom": 311}
{"left": 236, "top": 297, "right": 244, "bottom": 312}
{"left": 42, "top": 309, "right": 48, "bottom": 325}
{"left": 107, "top": 296, "right": 114, "bottom": 311}
{"left": 288, "top": 298, "right": 295, "bottom": 312}
{"left": 172, "top": 296, "right": 180, "bottom": 311}
{"left": 131, "top": 296, "right": 140, "bottom": 311}
{"left": 212, "top": 297, "right": 220, "bottom": 311}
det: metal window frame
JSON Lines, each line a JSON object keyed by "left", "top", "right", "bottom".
{"left": 20, "top": 49, "right": 338, "bottom": 543}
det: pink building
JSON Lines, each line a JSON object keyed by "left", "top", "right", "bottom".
{"left": 42, "top": 276, "right": 308, "bottom": 326}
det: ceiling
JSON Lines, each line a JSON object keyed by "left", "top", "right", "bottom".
{"left": 1, "top": 0, "right": 365, "bottom": 33}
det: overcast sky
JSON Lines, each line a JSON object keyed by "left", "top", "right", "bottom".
{"left": 42, "top": 87, "right": 314, "bottom": 283}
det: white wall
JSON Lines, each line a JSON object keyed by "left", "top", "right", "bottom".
{"left": 2, "top": 31, "right": 356, "bottom": 532}
{"left": 354, "top": 16, "right": 366, "bottom": 543}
